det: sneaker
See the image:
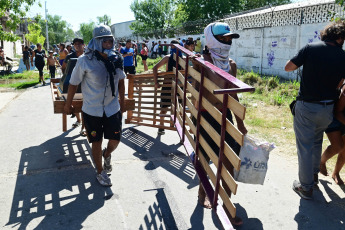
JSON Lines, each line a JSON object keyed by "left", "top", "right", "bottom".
{"left": 96, "top": 170, "right": 112, "bottom": 186}
{"left": 103, "top": 148, "right": 112, "bottom": 173}
{"left": 158, "top": 128, "right": 165, "bottom": 135}
{"left": 292, "top": 180, "right": 312, "bottom": 200}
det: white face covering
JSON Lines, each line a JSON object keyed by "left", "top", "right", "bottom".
{"left": 204, "top": 23, "right": 232, "bottom": 73}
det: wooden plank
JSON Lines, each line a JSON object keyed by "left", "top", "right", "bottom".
{"left": 198, "top": 153, "right": 236, "bottom": 218}
{"left": 187, "top": 68, "right": 246, "bottom": 120}
{"left": 131, "top": 116, "right": 172, "bottom": 123}
{"left": 125, "top": 120, "right": 176, "bottom": 130}
{"left": 185, "top": 81, "right": 243, "bottom": 146}
{"left": 200, "top": 116, "right": 241, "bottom": 171}
{"left": 62, "top": 114, "right": 67, "bottom": 132}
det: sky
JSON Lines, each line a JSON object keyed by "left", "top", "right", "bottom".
{"left": 26, "top": 0, "right": 135, "bottom": 31}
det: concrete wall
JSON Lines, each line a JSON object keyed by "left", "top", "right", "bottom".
{"left": 111, "top": 20, "right": 136, "bottom": 41}
{"left": 231, "top": 22, "right": 328, "bottom": 79}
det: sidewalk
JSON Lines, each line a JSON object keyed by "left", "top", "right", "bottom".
{"left": 0, "top": 82, "right": 344, "bottom": 229}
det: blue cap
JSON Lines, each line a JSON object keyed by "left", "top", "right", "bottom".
{"left": 212, "top": 22, "right": 239, "bottom": 39}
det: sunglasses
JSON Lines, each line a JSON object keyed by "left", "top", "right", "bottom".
{"left": 103, "top": 38, "right": 113, "bottom": 43}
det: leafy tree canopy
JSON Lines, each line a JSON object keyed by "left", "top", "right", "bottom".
{"left": 25, "top": 23, "right": 45, "bottom": 45}
{"left": 130, "top": 0, "right": 292, "bottom": 35}
{"left": 39, "top": 14, "right": 75, "bottom": 48}
{"left": 130, "top": 0, "right": 176, "bottom": 34}
{"left": 0, "top": 0, "right": 40, "bottom": 41}
{"left": 79, "top": 21, "right": 96, "bottom": 44}
{"left": 97, "top": 14, "right": 111, "bottom": 26}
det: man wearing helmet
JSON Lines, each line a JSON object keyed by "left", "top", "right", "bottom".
{"left": 64, "top": 25, "right": 125, "bottom": 187}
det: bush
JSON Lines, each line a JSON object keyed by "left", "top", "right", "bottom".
{"left": 242, "top": 71, "right": 259, "bottom": 85}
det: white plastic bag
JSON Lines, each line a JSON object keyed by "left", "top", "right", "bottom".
{"left": 234, "top": 135, "right": 275, "bottom": 185}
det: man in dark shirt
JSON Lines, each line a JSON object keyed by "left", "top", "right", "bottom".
{"left": 22, "top": 45, "right": 31, "bottom": 71}
{"left": 285, "top": 20, "right": 345, "bottom": 200}
{"left": 62, "top": 38, "right": 85, "bottom": 133}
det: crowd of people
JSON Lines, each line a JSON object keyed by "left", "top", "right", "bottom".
{"left": 15, "top": 19, "right": 345, "bottom": 227}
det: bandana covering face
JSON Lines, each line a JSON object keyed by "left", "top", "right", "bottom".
{"left": 85, "top": 36, "right": 115, "bottom": 59}
{"left": 204, "top": 23, "right": 232, "bottom": 72}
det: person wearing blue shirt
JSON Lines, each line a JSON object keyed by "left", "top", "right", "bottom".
{"left": 120, "top": 39, "right": 136, "bottom": 75}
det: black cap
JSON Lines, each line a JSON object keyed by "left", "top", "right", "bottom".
{"left": 72, "top": 38, "right": 84, "bottom": 44}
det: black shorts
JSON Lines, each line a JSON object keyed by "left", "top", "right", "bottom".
{"left": 83, "top": 111, "right": 122, "bottom": 143}
{"left": 141, "top": 55, "right": 148, "bottom": 61}
{"left": 161, "top": 86, "right": 172, "bottom": 108}
{"left": 124, "top": 66, "right": 136, "bottom": 75}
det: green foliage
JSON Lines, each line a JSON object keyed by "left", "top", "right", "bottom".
{"left": 238, "top": 70, "right": 299, "bottom": 106}
{"left": 97, "top": 15, "right": 111, "bottom": 26}
{"left": 0, "top": 0, "right": 38, "bottom": 42}
{"left": 180, "top": 0, "right": 241, "bottom": 22}
{"left": 0, "top": 70, "right": 49, "bottom": 89}
{"left": 39, "top": 14, "right": 75, "bottom": 48}
{"left": 240, "top": 0, "right": 290, "bottom": 11}
{"left": 130, "top": 0, "right": 177, "bottom": 35}
{"left": 25, "top": 23, "right": 46, "bottom": 45}
{"left": 79, "top": 21, "right": 96, "bottom": 44}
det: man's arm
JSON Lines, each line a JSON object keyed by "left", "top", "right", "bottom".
{"left": 31, "top": 51, "right": 35, "bottom": 66}
{"left": 285, "top": 60, "right": 298, "bottom": 72}
{"left": 118, "top": 79, "right": 125, "bottom": 113}
{"left": 46, "top": 58, "right": 49, "bottom": 70}
{"left": 64, "top": 84, "right": 78, "bottom": 114}
{"left": 55, "top": 57, "right": 61, "bottom": 67}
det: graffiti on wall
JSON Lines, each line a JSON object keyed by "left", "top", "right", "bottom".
{"left": 267, "top": 51, "right": 275, "bottom": 67}
{"left": 308, "top": 31, "right": 321, "bottom": 43}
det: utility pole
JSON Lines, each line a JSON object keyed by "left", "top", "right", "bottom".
{"left": 45, "top": 1, "right": 49, "bottom": 50}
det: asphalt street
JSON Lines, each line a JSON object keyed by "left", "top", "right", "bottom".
{"left": 0, "top": 81, "right": 344, "bottom": 230}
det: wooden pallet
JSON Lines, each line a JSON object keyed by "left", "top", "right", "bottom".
{"left": 50, "top": 78, "right": 135, "bottom": 131}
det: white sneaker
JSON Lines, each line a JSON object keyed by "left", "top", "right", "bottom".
{"left": 96, "top": 170, "right": 112, "bottom": 186}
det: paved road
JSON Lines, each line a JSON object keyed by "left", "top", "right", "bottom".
{"left": 0, "top": 82, "right": 344, "bottom": 230}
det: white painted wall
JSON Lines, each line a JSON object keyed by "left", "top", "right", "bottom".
{"left": 231, "top": 22, "right": 328, "bottom": 79}
{"left": 111, "top": 20, "right": 136, "bottom": 40}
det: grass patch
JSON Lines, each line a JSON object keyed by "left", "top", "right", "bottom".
{"left": 0, "top": 70, "right": 49, "bottom": 89}
{"left": 136, "top": 56, "right": 164, "bottom": 73}
{"left": 238, "top": 70, "right": 299, "bottom": 106}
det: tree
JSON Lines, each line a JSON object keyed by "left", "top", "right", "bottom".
{"left": 39, "top": 14, "right": 75, "bottom": 47}
{"left": 179, "top": 0, "right": 242, "bottom": 22}
{"left": 25, "top": 23, "right": 45, "bottom": 45}
{"left": 79, "top": 21, "right": 96, "bottom": 44}
{"left": 240, "top": 0, "right": 291, "bottom": 12}
{"left": 97, "top": 15, "right": 111, "bottom": 26}
{"left": 0, "top": 0, "right": 39, "bottom": 41}
{"left": 130, "top": 0, "right": 177, "bottom": 35}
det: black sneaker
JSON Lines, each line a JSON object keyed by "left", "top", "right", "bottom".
{"left": 158, "top": 128, "right": 165, "bottom": 135}
{"left": 292, "top": 180, "right": 313, "bottom": 200}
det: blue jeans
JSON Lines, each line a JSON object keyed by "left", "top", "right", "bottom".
{"left": 294, "top": 101, "right": 333, "bottom": 191}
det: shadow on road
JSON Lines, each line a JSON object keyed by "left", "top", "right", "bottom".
{"left": 294, "top": 179, "right": 345, "bottom": 229}
{"left": 122, "top": 127, "right": 204, "bottom": 229}
{"left": 121, "top": 127, "right": 198, "bottom": 189}
{"left": 6, "top": 130, "right": 113, "bottom": 229}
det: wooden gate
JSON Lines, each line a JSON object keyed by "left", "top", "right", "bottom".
{"left": 126, "top": 44, "right": 254, "bottom": 230}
